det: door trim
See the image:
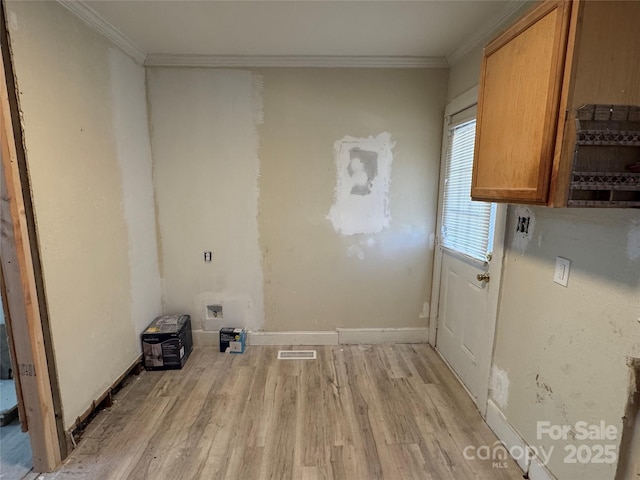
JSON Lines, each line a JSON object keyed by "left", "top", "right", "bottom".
{"left": 476, "top": 202, "right": 507, "bottom": 417}
{"left": 428, "top": 85, "right": 507, "bottom": 417}
{"left": 429, "top": 85, "right": 480, "bottom": 347}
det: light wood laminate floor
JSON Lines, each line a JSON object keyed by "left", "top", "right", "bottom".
{"left": 39, "top": 345, "right": 524, "bottom": 479}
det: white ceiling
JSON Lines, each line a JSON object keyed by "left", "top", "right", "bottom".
{"left": 77, "top": 0, "right": 524, "bottom": 65}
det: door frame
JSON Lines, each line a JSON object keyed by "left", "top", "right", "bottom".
{"left": 428, "top": 85, "right": 508, "bottom": 418}
{"left": 0, "top": 1, "right": 64, "bottom": 471}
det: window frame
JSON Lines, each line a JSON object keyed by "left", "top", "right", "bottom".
{"left": 440, "top": 107, "right": 496, "bottom": 265}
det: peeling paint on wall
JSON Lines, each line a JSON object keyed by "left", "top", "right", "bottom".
{"left": 627, "top": 219, "right": 640, "bottom": 261}
{"left": 327, "top": 132, "right": 394, "bottom": 235}
{"left": 490, "top": 365, "right": 510, "bottom": 409}
{"left": 512, "top": 206, "right": 536, "bottom": 253}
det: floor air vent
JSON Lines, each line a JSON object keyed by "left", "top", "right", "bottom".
{"left": 277, "top": 350, "right": 317, "bottom": 360}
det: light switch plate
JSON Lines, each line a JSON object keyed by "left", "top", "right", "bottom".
{"left": 554, "top": 257, "right": 571, "bottom": 287}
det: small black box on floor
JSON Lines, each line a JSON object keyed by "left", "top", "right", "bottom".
{"left": 219, "top": 327, "right": 246, "bottom": 353}
{"left": 142, "top": 314, "right": 193, "bottom": 370}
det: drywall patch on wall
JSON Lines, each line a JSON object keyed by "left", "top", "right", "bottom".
{"left": 627, "top": 220, "right": 640, "bottom": 261}
{"left": 491, "top": 365, "right": 510, "bottom": 409}
{"left": 197, "top": 291, "right": 256, "bottom": 331}
{"left": 512, "top": 206, "right": 536, "bottom": 253}
{"left": 148, "top": 68, "right": 265, "bottom": 334}
{"left": 109, "top": 48, "right": 162, "bottom": 341}
{"left": 327, "top": 132, "right": 395, "bottom": 235}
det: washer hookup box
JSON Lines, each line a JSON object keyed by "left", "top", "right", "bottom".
{"left": 142, "top": 314, "right": 193, "bottom": 370}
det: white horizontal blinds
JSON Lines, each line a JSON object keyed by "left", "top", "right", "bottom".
{"left": 441, "top": 107, "right": 495, "bottom": 262}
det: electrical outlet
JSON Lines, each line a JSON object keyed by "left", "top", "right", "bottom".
{"left": 516, "top": 216, "right": 530, "bottom": 235}
{"left": 204, "top": 251, "right": 212, "bottom": 262}
{"left": 554, "top": 257, "right": 571, "bottom": 287}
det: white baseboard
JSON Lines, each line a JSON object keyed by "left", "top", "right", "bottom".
{"left": 248, "top": 331, "right": 339, "bottom": 346}
{"left": 486, "top": 400, "right": 531, "bottom": 472}
{"left": 528, "top": 456, "right": 557, "bottom": 480}
{"left": 485, "top": 400, "right": 556, "bottom": 480}
{"left": 194, "top": 328, "right": 430, "bottom": 347}
{"left": 337, "top": 327, "right": 429, "bottom": 344}
{"left": 191, "top": 330, "right": 219, "bottom": 347}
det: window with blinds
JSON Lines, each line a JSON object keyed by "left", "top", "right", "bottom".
{"left": 441, "top": 116, "right": 496, "bottom": 263}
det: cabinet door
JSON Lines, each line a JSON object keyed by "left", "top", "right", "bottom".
{"left": 471, "top": 1, "right": 572, "bottom": 204}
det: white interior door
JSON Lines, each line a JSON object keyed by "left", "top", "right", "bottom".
{"left": 429, "top": 88, "right": 506, "bottom": 415}
{"left": 437, "top": 253, "right": 489, "bottom": 399}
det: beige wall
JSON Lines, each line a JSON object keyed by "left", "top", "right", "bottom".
{"left": 147, "top": 67, "right": 447, "bottom": 336}
{"left": 258, "top": 68, "right": 447, "bottom": 331}
{"left": 7, "top": 1, "right": 161, "bottom": 429}
{"left": 447, "top": 13, "right": 640, "bottom": 480}
{"left": 447, "top": 43, "right": 483, "bottom": 102}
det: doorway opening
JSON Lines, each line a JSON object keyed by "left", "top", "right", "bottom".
{"left": 0, "top": 1, "right": 67, "bottom": 473}
{"left": 0, "top": 290, "right": 32, "bottom": 479}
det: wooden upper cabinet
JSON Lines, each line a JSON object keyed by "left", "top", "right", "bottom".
{"left": 471, "top": 0, "right": 640, "bottom": 207}
{"left": 472, "top": 1, "right": 571, "bottom": 204}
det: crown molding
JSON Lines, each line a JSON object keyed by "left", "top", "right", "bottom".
{"left": 144, "top": 54, "right": 448, "bottom": 69}
{"left": 57, "top": 0, "right": 147, "bottom": 64}
{"left": 446, "top": 0, "right": 531, "bottom": 66}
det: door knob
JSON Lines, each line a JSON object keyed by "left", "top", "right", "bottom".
{"left": 477, "top": 273, "right": 490, "bottom": 282}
